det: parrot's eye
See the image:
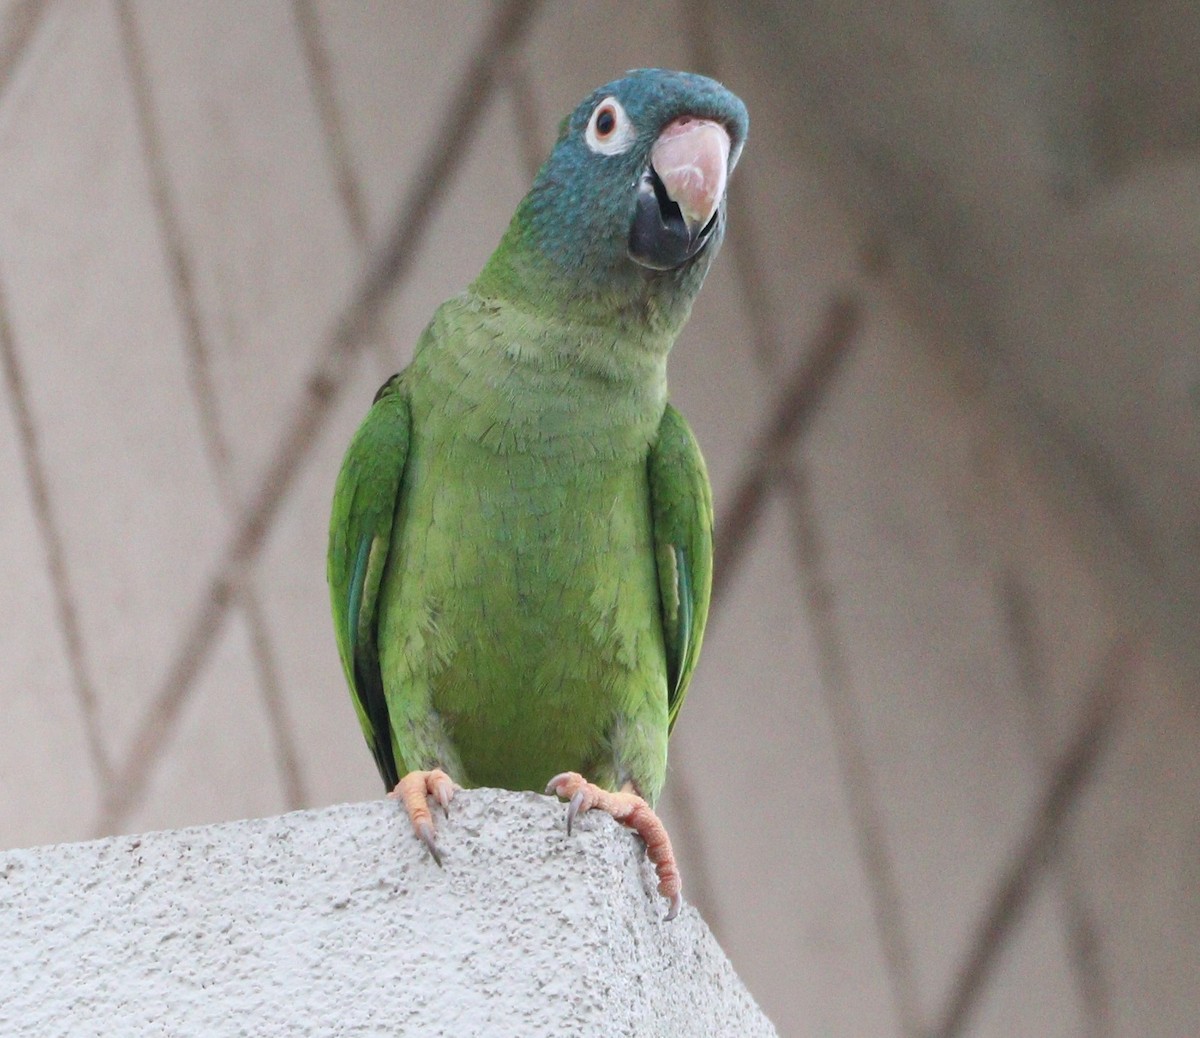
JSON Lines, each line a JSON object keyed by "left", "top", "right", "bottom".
{"left": 585, "top": 97, "right": 635, "bottom": 156}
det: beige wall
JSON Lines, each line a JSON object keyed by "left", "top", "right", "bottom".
{"left": 1, "top": 3, "right": 1196, "bottom": 1036}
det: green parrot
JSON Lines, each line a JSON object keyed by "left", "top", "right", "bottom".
{"left": 328, "top": 69, "right": 747, "bottom": 919}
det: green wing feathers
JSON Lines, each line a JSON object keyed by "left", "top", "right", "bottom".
{"left": 648, "top": 404, "right": 714, "bottom": 733}
{"left": 327, "top": 373, "right": 410, "bottom": 790}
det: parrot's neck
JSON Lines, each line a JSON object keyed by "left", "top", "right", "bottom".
{"left": 444, "top": 208, "right": 717, "bottom": 457}
{"left": 416, "top": 290, "right": 671, "bottom": 460}
{"left": 472, "top": 211, "right": 706, "bottom": 355}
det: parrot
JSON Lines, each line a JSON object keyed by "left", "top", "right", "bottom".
{"left": 328, "top": 69, "right": 747, "bottom": 920}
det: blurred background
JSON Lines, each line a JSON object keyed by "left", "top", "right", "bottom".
{"left": 1, "top": 2, "right": 1197, "bottom": 1035}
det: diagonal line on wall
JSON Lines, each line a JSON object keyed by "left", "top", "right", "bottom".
{"left": 0, "top": 274, "right": 114, "bottom": 789}
{"left": 780, "top": 463, "right": 924, "bottom": 1037}
{"left": 684, "top": 0, "right": 861, "bottom": 597}
{"left": 683, "top": 0, "right": 782, "bottom": 376}
{"left": 710, "top": 295, "right": 859, "bottom": 604}
{"left": 95, "top": 0, "right": 542, "bottom": 836}
{"left": 113, "top": 0, "right": 308, "bottom": 814}
{"left": 685, "top": 0, "right": 858, "bottom": 605}
{"left": 928, "top": 634, "right": 1136, "bottom": 1038}
{"left": 503, "top": 55, "right": 546, "bottom": 183}
{"left": 672, "top": 0, "right": 866, "bottom": 944}
{"left": 663, "top": 292, "right": 859, "bottom": 936}
{"left": 292, "top": 0, "right": 396, "bottom": 382}
{"left": 292, "top": 0, "right": 368, "bottom": 248}
{"left": 989, "top": 570, "right": 1118, "bottom": 1037}
{"left": 0, "top": 0, "right": 51, "bottom": 107}
{"left": 692, "top": 12, "right": 921, "bottom": 1023}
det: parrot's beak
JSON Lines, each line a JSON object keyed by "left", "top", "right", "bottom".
{"left": 628, "top": 117, "right": 731, "bottom": 271}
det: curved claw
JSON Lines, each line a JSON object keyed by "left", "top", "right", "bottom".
{"left": 414, "top": 819, "right": 443, "bottom": 868}
{"left": 665, "top": 890, "right": 682, "bottom": 922}
{"left": 544, "top": 772, "right": 576, "bottom": 797}
{"left": 566, "top": 789, "right": 586, "bottom": 836}
{"left": 432, "top": 778, "right": 454, "bottom": 819}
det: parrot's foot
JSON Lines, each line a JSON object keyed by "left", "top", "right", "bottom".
{"left": 545, "top": 771, "right": 682, "bottom": 921}
{"left": 388, "top": 768, "right": 459, "bottom": 867}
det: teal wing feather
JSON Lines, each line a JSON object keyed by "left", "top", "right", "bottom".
{"left": 648, "top": 404, "right": 714, "bottom": 733}
{"left": 327, "top": 372, "right": 410, "bottom": 790}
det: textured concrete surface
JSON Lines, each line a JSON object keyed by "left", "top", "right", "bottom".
{"left": 0, "top": 790, "right": 777, "bottom": 1038}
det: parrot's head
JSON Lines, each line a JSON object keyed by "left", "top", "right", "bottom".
{"left": 477, "top": 69, "right": 748, "bottom": 338}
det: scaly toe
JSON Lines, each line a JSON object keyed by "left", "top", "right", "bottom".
{"left": 392, "top": 769, "right": 457, "bottom": 866}
{"left": 430, "top": 772, "right": 457, "bottom": 818}
{"left": 546, "top": 773, "right": 598, "bottom": 836}
{"left": 545, "top": 772, "right": 683, "bottom": 920}
{"left": 544, "top": 771, "right": 583, "bottom": 798}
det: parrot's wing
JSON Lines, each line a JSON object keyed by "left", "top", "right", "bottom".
{"left": 327, "top": 372, "right": 410, "bottom": 791}
{"left": 648, "top": 404, "right": 714, "bottom": 733}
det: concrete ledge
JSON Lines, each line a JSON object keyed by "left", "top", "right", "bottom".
{"left": 0, "top": 789, "right": 776, "bottom": 1037}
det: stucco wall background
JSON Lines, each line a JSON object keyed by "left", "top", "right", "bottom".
{"left": 1, "top": 3, "right": 1197, "bottom": 1036}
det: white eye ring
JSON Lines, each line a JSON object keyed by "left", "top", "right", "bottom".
{"left": 584, "top": 97, "right": 636, "bottom": 155}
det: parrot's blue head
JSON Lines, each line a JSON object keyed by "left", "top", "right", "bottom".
{"left": 477, "top": 69, "right": 748, "bottom": 335}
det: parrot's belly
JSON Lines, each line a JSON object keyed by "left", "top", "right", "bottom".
{"left": 378, "top": 439, "right": 669, "bottom": 794}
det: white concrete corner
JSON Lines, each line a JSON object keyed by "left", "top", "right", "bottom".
{"left": 0, "top": 788, "right": 777, "bottom": 1037}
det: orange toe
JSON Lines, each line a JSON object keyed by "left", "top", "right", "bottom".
{"left": 546, "top": 772, "right": 682, "bottom": 920}
{"left": 389, "top": 768, "right": 459, "bottom": 866}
